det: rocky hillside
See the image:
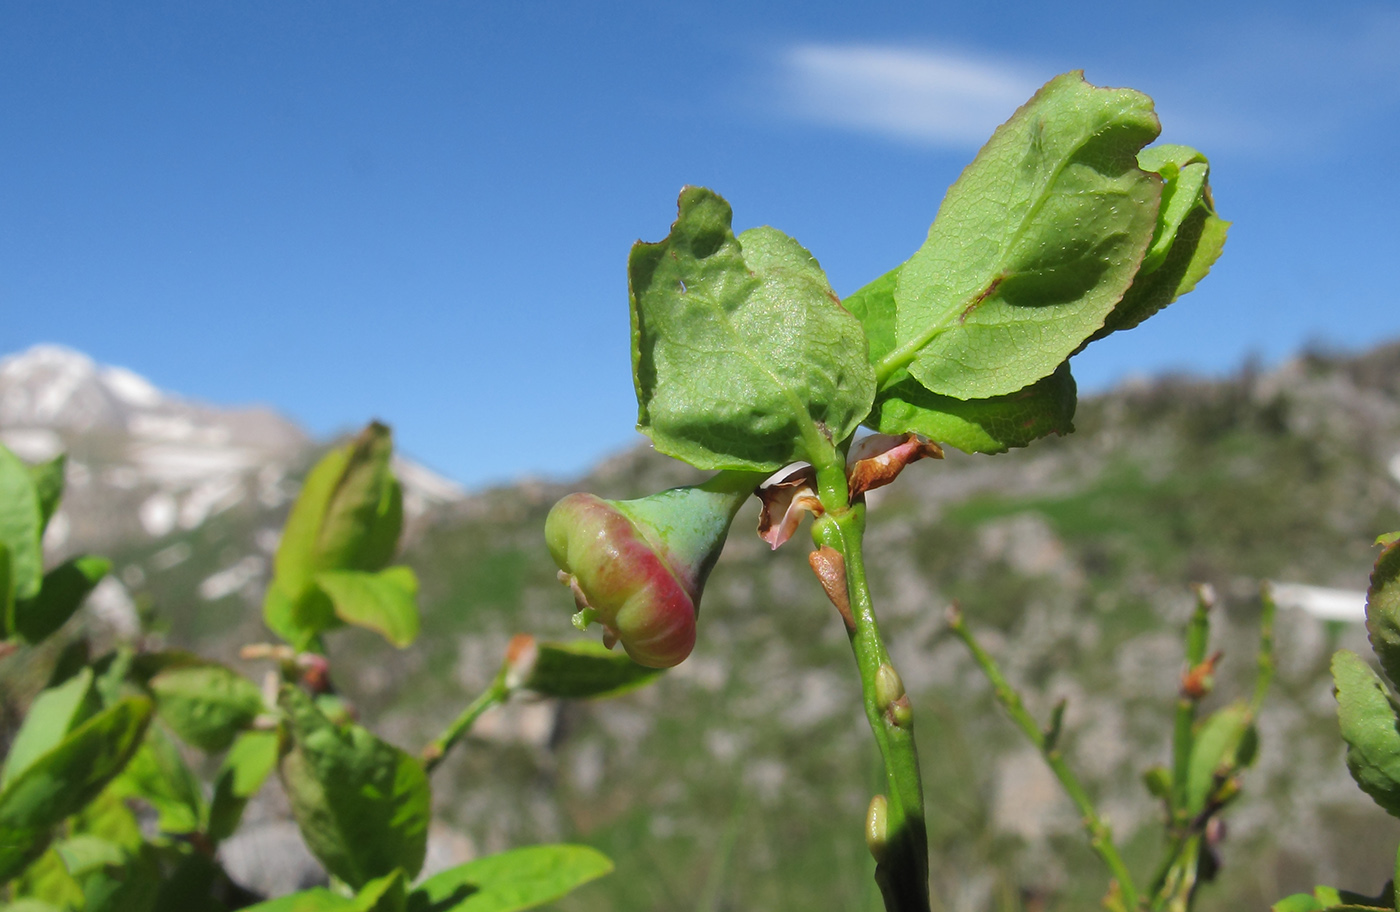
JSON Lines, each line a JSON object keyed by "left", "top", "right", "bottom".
{"left": 4, "top": 341, "right": 1400, "bottom": 911}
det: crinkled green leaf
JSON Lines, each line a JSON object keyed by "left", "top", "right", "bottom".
{"left": 1366, "top": 538, "right": 1400, "bottom": 687}
{"left": 1185, "top": 702, "right": 1254, "bottom": 815}
{"left": 870, "top": 364, "right": 1076, "bottom": 454}
{"left": 1090, "top": 146, "right": 1228, "bottom": 342}
{"left": 630, "top": 186, "right": 875, "bottom": 471}
{"left": 1135, "top": 145, "right": 1210, "bottom": 274}
{"left": 0, "top": 444, "right": 45, "bottom": 603}
{"left": 207, "top": 729, "right": 280, "bottom": 844}
{"left": 312, "top": 424, "right": 403, "bottom": 575}
{"left": 882, "top": 72, "right": 1160, "bottom": 400}
{"left": 407, "top": 844, "right": 613, "bottom": 912}
{"left": 1333, "top": 649, "right": 1400, "bottom": 818}
{"left": 12, "top": 555, "right": 111, "bottom": 644}
{"left": 846, "top": 267, "right": 1079, "bottom": 453}
{"left": 266, "top": 424, "right": 403, "bottom": 648}
{"left": 316, "top": 566, "right": 420, "bottom": 649}
{"left": 279, "top": 686, "right": 430, "bottom": 889}
{"left": 147, "top": 661, "right": 264, "bottom": 752}
{"left": 1, "top": 668, "right": 98, "bottom": 790}
{"left": 27, "top": 454, "right": 66, "bottom": 535}
{"left": 523, "top": 640, "right": 664, "bottom": 699}
{"left": 108, "top": 724, "right": 205, "bottom": 835}
{"left": 0, "top": 697, "right": 152, "bottom": 882}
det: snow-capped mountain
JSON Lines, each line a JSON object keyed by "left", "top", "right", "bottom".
{"left": 0, "top": 345, "right": 465, "bottom": 557}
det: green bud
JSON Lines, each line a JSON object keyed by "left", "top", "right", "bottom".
{"left": 865, "top": 794, "right": 889, "bottom": 862}
{"left": 545, "top": 472, "right": 759, "bottom": 668}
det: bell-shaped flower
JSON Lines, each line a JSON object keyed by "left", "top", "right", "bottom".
{"left": 545, "top": 472, "right": 759, "bottom": 668}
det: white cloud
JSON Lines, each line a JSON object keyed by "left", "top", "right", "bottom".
{"left": 778, "top": 44, "right": 1042, "bottom": 148}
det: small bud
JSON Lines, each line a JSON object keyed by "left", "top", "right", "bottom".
{"left": 545, "top": 472, "right": 758, "bottom": 668}
{"left": 876, "top": 664, "right": 913, "bottom": 729}
{"left": 1181, "top": 651, "right": 1221, "bottom": 700}
{"left": 865, "top": 794, "right": 889, "bottom": 862}
{"left": 875, "top": 664, "right": 905, "bottom": 709}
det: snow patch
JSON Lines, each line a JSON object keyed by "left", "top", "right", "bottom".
{"left": 101, "top": 366, "right": 163, "bottom": 407}
{"left": 1271, "top": 582, "right": 1367, "bottom": 622}
{"left": 180, "top": 476, "right": 245, "bottom": 529}
{"left": 150, "top": 542, "right": 192, "bottom": 570}
{"left": 86, "top": 577, "right": 140, "bottom": 640}
{"left": 140, "top": 493, "right": 178, "bottom": 537}
{"left": 0, "top": 428, "right": 64, "bottom": 461}
{"left": 199, "top": 556, "right": 266, "bottom": 601}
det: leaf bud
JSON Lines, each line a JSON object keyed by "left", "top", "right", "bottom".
{"left": 865, "top": 794, "right": 889, "bottom": 862}
{"left": 545, "top": 472, "right": 759, "bottom": 668}
{"left": 875, "top": 663, "right": 913, "bottom": 729}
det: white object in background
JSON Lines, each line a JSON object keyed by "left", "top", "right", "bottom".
{"left": 1270, "top": 582, "right": 1367, "bottom": 622}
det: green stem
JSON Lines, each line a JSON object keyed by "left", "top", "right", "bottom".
{"left": 421, "top": 671, "right": 509, "bottom": 773}
{"left": 814, "top": 506, "right": 930, "bottom": 912}
{"left": 949, "top": 607, "right": 1140, "bottom": 910}
{"left": 1251, "top": 584, "right": 1277, "bottom": 717}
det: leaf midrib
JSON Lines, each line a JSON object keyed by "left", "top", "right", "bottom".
{"left": 874, "top": 116, "right": 1137, "bottom": 390}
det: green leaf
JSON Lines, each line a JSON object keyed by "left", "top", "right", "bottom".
{"left": 53, "top": 834, "right": 125, "bottom": 877}
{"left": 354, "top": 870, "right": 408, "bottom": 912}
{"left": 148, "top": 662, "right": 264, "bottom": 752}
{"left": 1366, "top": 538, "right": 1400, "bottom": 687}
{"left": 71, "top": 791, "right": 145, "bottom": 855}
{"left": 27, "top": 454, "right": 66, "bottom": 535}
{"left": 240, "top": 889, "right": 358, "bottom": 912}
{"left": 108, "top": 724, "right": 206, "bottom": 835}
{"left": 1271, "top": 895, "right": 1326, "bottom": 912}
{"left": 0, "top": 697, "right": 152, "bottom": 882}
{"left": 629, "top": 186, "right": 875, "bottom": 472}
{"left": 313, "top": 424, "right": 403, "bottom": 575}
{"left": 4, "top": 900, "right": 68, "bottom": 912}
{"left": 278, "top": 686, "right": 430, "bottom": 889}
{"left": 1185, "top": 702, "right": 1254, "bottom": 815}
{"left": 267, "top": 424, "right": 404, "bottom": 647}
{"left": 9, "top": 847, "right": 84, "bottom": 908}
{"left": 869, "top": 363, "right": 1076, "bottom": 454}
{"left": 1090, "top": 146, "right": 1228, "bottom": 342}
{"left": 879, "top": 72, "right": 1161, "bottom": 400}
{"left": 522, "top": 640, "right": 664, "bottom": 699}
{"left": 407, "top": 844, "right": 613, "bottom": 912}
{"left": 0, "top": 668, "right": 99, "bottom": 790}
{"left": 264, "top": 577, "right": 337, "bottom": 650}
{"left": 0, "top": 444, "right": 45, "bottom": 603}
{"left": 316, "top": 566, "right": 421, "bottom": 649}
{"left": 207, "top": 729, "right": 280, "bottom": 844}
{"left": 1333, "top": 650, "right": 1400, "bottom": 818}
{"left": 11, "top": 555, "right": 111, "bottom": 644}
{"left": 0, "top": 541, "right": 11, "bottom": 639}
{"left": 846, "top": 268, "right": 1079, "bottom": 453}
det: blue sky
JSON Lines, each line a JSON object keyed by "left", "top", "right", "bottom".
{"left": 3, "top": 2, "right": 1398, "bottom": 488}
